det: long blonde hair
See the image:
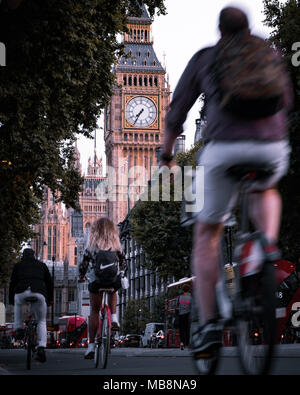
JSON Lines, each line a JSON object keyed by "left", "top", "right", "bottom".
{"left": 88, "top": 217, "right": 122, "bottom": 252}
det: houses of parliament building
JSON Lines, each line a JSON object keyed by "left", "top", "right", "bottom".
{"left": 30, "top": 5, "right": 189, "bottom": 324}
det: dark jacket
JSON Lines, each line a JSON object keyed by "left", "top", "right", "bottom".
{"left": 9, "top": 255, "right": 54, "bottom": 305}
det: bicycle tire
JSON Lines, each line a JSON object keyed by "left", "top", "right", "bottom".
{"left": 193, "top": 345, "right": 220, "bottom": 376}
{"left": 94, "top": 342, "right": 100, "bottom": 368}
{"left": 237, "top": 263, "right": 276, "bottom": 375}
{"left": 26, "top": 325, "right": 33, "bottom": 370}
{"left": 99, "top": 309, "right": 110, "bottom": 369}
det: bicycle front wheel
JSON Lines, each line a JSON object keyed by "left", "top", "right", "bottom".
{"left": 94, "top": 342, "right": 100, "bottom": 368}
{"left": 99, "top": 309, "right": 110, "bottom": 369}
{"left": 193, "top": 346, "right": 220, "bottom": 376}
{"left": 237, "top": 263, "right": 276, "bottom": 375}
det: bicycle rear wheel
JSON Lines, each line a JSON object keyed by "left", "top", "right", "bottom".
{"left": 26, "top": 325, "right": 33, "bottom": 370}
{"left": 237, "top": 263, "right": 276, "bottom": 375}
{"left": 99, "top": 309, "right": 110, "bottom": 369}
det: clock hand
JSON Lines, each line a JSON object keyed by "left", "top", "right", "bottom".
{"left": 133, "top": 108, "right": 144, "bottom": 124}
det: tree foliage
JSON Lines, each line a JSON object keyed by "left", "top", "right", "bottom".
{"left": 121, "top": 297, "right": 152, "bottom": 335}
{"left": 129, "top": 140, "right": 203, "bottom": 281}
{"left": 263, "top": 0, "right": 300, "bottom": 261}
{"left": 0, "top": 0, "right": 166, "bottom": 284}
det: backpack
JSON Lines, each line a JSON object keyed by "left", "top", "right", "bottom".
{"left": 93, "top": 250, "right": 119, "bottom": 285}
{"left": 213, "top": 32, "right": 285, "bottom": 119}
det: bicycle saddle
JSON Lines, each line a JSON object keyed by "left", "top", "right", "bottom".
{"left": 227, "top": 164, "right": 274, "bottom": 181}
{"left": 98, "top": 288, "right": 115, "bottom": 293}
{"left": 24, "top": 296, "right": 38, "bottom": 303}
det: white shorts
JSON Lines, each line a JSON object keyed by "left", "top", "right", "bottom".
{"left": 195, "top": 140, "right": 290, "bottom": 224}
{"left": 14, "top": 288, "right": 48, "bottom": 347}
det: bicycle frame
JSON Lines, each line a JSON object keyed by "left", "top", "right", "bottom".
{"left": 24, "top": 300, "right": 38, "bottom": 370}
{"left": 94, "top": 288, "right": 114, "bottom": 369}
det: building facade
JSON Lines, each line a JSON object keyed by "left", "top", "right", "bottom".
{"left": 104, "top": 4, "right": 170, "bottom": 225}
{"left": 11, "top": 5, "right": 179, "bottom": 327}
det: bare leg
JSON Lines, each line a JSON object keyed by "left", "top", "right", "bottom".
{"left": 88, "top": 292, "right": 102, "bottom": 343}
{"left": 109, "top": 292, "right": 117, "bottom": 314}
{"left": 248, "top": 188, "right": 282, "bottom": 241}
{"left": 192, "top": 221, "right": 224, "bottom": 325}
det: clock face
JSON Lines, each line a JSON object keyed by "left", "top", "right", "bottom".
{"left": 126, "top": 96, "right": 157, "bottom": 127}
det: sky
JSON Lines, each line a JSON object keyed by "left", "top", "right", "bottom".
{"left": 77, "top": 0, "right": 272, "bottom": 173}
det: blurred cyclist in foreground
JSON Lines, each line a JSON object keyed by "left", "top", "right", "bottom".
{"left": 159, "top": 6, "right": 293, "bottom": 357}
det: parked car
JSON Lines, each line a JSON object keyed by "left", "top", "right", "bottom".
{"left": 123, "top": 334, "right": 142, "bottom": 347}
{"left": 141, "top": 323, "right": 165, "bottom": 347}
{"left": 150, "top": 329, "right": 166, "bottom": 348}
{"left": 118, "top": 335, "right": 126, "bottom": 347}
{"left": 79, "top": 338, "right": 89, "bottom": 348}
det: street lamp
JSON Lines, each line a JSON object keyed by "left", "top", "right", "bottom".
{"left": 136, "top": 308, "right": 142, "bottom": 334}
{"left": 50, "top": 255, "right": 56, "bottom": 347}
{"left": 51, "top": 255, "right": 56, "bottom": 328}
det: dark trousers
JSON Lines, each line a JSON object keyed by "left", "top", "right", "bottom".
{"left": 179, "top": 313, "right": 190, "bottom": 346}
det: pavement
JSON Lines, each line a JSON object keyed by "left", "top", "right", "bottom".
{"left": 1, "top": 344, "right": 300, "bottom": 375}
{"left": 109, "top": 343, "right": 300, "bottom": 357}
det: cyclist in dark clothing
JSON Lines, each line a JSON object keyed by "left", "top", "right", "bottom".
{"left": 9, "top": 248, "right": 53, "bottom": 362}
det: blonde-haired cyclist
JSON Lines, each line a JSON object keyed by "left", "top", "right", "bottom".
{"left": 78, "top": 217, "right": 126, "bottom": 359}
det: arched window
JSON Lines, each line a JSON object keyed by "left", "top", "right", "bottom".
{"left": 144, "top": 77, "right": 148, "bottom": 86}
{"left": 139, "top": 76, "right": 143, "bottom": 86}
{"left": 47, "top": 227, "right": 52, "bottom": 261}
{"left": 128, "top": 76, "right": 132, "bottom": 86}
{"left": 53, "top": 226, "right": 57, "bottom": 259}
{"left": 123, "top": 76, "right": 127, "bottom": 85}
{"left": 154, "top": 77, "right": 158, "bottom": 87}
{"left": 149, "top": 77, "right": 153, "bottom": 86}
{"left": 134, "top": 76, "right": 137, "bottom": 86}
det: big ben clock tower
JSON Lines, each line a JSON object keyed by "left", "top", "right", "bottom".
{"left": 104, "top": 4, "right": 170, "bottom": 225}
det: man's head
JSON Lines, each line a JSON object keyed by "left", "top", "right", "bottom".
{"left": 219, "top": 6, "right": 249, "bottom": 37}
{"left": 182, "top": 283, "right": 191, "bottom": 293}
{"left": 22, "top": 248, "right": 35, "bottom": 260}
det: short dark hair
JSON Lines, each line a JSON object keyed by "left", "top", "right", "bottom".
{"left": 219, "top": 7, "right": 249, "bottom": 35}
{"left": 22, "top": 248, "right": 35, "bottom": 259}
{"left": 182, "top": 283, "right": 190, "bottom": 293}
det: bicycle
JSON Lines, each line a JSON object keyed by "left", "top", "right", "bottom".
{"left": 23, "top": 296, "right": 38, "bottom": 370}
{"left": 94, "top": 287, "right": 116, "bottom": 369}
{"left": 193, "top": 164, "right": 279, "bottom": 375}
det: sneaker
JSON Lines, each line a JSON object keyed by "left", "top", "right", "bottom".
{"left": 35, "top": 347, "right": 46, "bottom": 363}
{"left": 180, "top": 342, "right": 184, "bottom": 350}
{"left": 190, "top": 319, "right": 223, "bottom": 356}
{"left": 111, "top": 314, "right": 120, "bottom": 330}
{"left": 84, "top": 342, "right": 95, "bottom": 359}
{"left": 15, "top": 328, "right": 25, "bottom": 340}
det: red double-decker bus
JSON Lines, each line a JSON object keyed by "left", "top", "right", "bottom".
{"left": 58, "top": 315, "right": 88, "bottom": 348}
